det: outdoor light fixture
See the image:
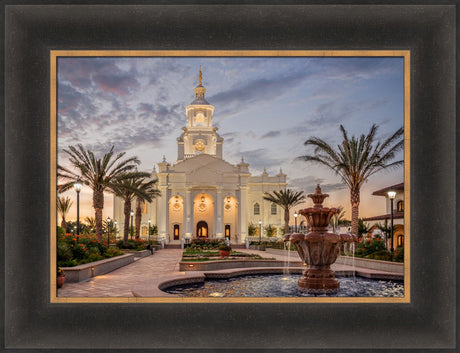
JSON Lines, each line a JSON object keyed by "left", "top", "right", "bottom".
{"left": 294, "top": 211, "right": 298, "bottom": 233}
{"left": 107, "top": 217, "right": 111, "bottom": 247}
{"left": 258, "top": 219, "right": 262, "bottom": 244}
{"left": 388, "top": 191, "right": 396, "bottom": 252}
{"left": 73, "top": 178, "right": 82, "bottom": 238}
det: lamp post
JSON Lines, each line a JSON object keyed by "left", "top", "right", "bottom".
{"left": 73, "top": 178, "right": 82, "bottom": 239}
{"left": 107, "top": 217, "right": 111, "bottom": 246}
{"left": 114, "top": 221, "right": 118, "bottom": 241}
{"left": 388, "top": 191, "right": 396, "bottom": 252}
{"left": 258, "top": 219, "right": 262, "bottom": 244}
{"left": 130, "top": 210, "right": 134, "bottom": 239}
{"left": 294, "top": 211, "right": 298, "bottom": 233}
{"left": 148, "top": 219, "right": 152, "bottom": 246}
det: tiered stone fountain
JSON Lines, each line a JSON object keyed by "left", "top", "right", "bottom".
{"left": 284, "top": 185, "right": 358, "bottom": 294}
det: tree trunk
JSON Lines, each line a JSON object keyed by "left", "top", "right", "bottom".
{"left": 135, "top": 199, "right": 142, "bottom": 239}
{"left": 123, "top": 199, "right": 132, "bottom": 247}
{"left": 350, "top": 187, "right": 360, "bottom": 236}
{"left": 93, "top": 190, "right": 104, "bottom": 242}
{"left": 61, "top": 218, "right": 67, "bottom": 231}
{"left": 284, "top": 207, "right": 290, "bottom": 234}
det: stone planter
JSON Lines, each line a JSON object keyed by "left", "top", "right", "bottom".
{"left": 219, "top": 250, "right": 230, "bottom": 258}
{"left": 61, "top": 254, "right": 135, "bottom": 283}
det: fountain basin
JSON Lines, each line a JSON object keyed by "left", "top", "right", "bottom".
{"left": 162, "top": 273, "right": 404, "bottom": 297}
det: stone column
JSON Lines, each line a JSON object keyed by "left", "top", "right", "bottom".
{"left": 239, "top": 186, "right": 248, "bottom": 242}
{"left": 157, "top": 160, "right": 169, "bottom": 242}
{"left": 184, "top": 187, "right": 193, "bottom": 239}
{"left": 158, "top": 187, "right": 169, "bottom": 241}
{"left": 215, "top": 187, "right": 224, "bottom": 238}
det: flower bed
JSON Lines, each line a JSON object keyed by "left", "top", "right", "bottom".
{"left": 355, "top": 237, "right": 404, "bottom": 262}
{"left": 182, "top": 249, "right": 275, "bottom": 262}
{"left": 57, "top": 229, "right": 124, "bottom": 267}
{"left": 116, "top": 238, "right": 147, "bottom": 251}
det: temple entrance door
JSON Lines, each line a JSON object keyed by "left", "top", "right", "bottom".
{"left": 196, "top": 221, "right": 208, "bottom": 238}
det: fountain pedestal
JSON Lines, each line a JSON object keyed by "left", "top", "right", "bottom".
{"left": 285, "top": 185, "right": 358, "bottom": 294}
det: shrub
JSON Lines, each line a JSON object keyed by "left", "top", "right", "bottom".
{"left": 106, "top": 247, "right": 123, "bottom": 257}
{"left": 116, "top": 238, "right": 146, "bottom": 251}
{"left": 57, "top": 230, "right": 122, "bottom": 267}
{"left": 264, "top": 224, "right": 276, "bottom": 237}
{"left": 58, "top": 259, "right": 78, "bottom": 267}
{"left": 57, "top": 242, "right": 73, "bottom": 262}
{"left": 365, "top": 250, "right": 392, "bottom": 261}
{"left": 248, "top": 223, "right": 257, "bottom": 236}
{"left": 393, "top": 246, "right": 404, "bottom": 262}
{"left": 79, "top": 253, "right": 104, "bottom": 264}
{"left": 186, "top": 238, "right": 226, "bottom": 251}
{"left": 218, "top": 243, "right": 231, "bottom": 251}
{"left": 355, "top": 236, "right": 386, "bottom": 257}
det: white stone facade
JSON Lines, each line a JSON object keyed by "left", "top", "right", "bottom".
{"left": 113, "top": 70, "right": 287, "bottom": 243}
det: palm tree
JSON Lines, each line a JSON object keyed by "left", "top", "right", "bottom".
{"left": 358, "top": 218, "right": 372, "bottom": 238}
{"left": 329, "top": 205, "right": 346, "bottom": 233}
{"left": 263, "top": 189, "right": 306, "bottom": 233}
{"left": 57, "top": 196, "right": 73, "bottom": 230}
{"left": 84, "top": 216, "right": 96, "bottom": 231}
{"left": 376, "top": 220, "right": 392, "bottom": 249}
{"left": 134, "top": 180, "right": 161, "bottom": 239}
{"left": 57, "top": 144, "right": 140, "bottom": 241}
{"left": 298, "top": 124, "right": 403, "bottom": 236}
{"left": 111, "top": 174, "right": 160, "bottom": 247}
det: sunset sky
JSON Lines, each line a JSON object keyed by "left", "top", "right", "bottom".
{"left": 57, "top": 55, "right": 404, "bottom": 224}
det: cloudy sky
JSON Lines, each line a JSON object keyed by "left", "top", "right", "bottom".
{"left": 57, "top": 55, "right": 404, "bottom": 223}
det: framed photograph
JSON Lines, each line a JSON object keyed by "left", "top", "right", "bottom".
{"left": 3, "top": 3, "right": 456, "bottom": 352}
{"left": 51, "top": 50, "right": 409, "bottom": 304}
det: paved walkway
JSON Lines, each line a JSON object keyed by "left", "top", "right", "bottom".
{"left": 57, "top": 248, "right": 401, "bottom": 297}
{"left": 58, "top": 249, "right": 184, "bottom": 297}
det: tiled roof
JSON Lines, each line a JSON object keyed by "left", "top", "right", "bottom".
{"left": 363, "top": 211, "right": 404, "bottom": 221}
{"left": 372, "top": 182, "right": 404, "bottom": 196}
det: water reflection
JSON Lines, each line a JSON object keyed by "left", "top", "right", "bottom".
{"left": 164, "top": 274, "right": 404, "bottom": 297}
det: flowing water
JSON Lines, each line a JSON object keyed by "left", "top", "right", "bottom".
{"left": 164, "top": 274, "right": 404, "bottom": 297}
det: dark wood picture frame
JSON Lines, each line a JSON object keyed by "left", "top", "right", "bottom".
{"left": 2, "top": 3, "right": 456, "bottom": 352}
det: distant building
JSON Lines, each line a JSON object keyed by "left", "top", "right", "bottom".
{"left": 113, "top": 69, "right": 287, "bottom": 244}
{"left": 363, "top": 182, "right": 405, "bottom": 249}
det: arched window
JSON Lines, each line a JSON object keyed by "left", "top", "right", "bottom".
{"left": 254, "top": 203, "right": 260, "bottom": 215}
{"left": 397, "top": 200, "right": 404, "bottom": 212}
{"left": 271, "top": 203, "right": 277, "bottom": 215}
{"left": 397, "top": 235, "right": 404, "bottom": 247}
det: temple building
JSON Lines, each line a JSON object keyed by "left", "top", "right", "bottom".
{"left": 113, "top": 69, "right": 287, "bottom": 244}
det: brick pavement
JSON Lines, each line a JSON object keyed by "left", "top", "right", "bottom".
{"left": 57, "top": 248, "right": 402, "bottom": 297}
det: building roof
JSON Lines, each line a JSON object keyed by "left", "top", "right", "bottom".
{"left": 363, "top": 211, "right": 404, "bottom": 221}
{"left": 190, "top": 95, "right": 210, "bottom": 105}
{"left": 372, "top": 182, "right": 404, "bottom": 196}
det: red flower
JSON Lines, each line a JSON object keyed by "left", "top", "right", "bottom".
{"left": 73, "top": 238, "right": 77, "bottom": 242}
